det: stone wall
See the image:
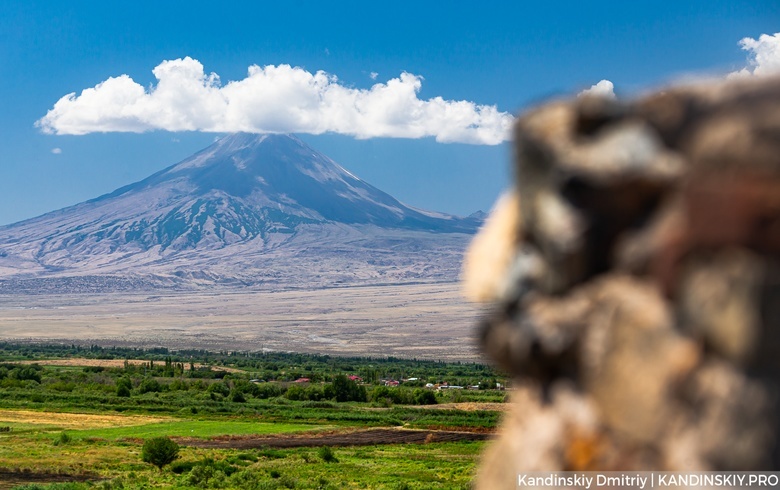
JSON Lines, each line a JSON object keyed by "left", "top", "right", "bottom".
{"left": 463, "top": 76, "right": 780, "bottom": 488}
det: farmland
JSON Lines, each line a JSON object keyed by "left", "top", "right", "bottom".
{"left": 0, "top": 343, "right": 507, "bottom": 489}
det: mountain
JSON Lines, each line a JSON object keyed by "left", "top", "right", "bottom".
{"left": 0, "top": 134, "right": 481, "bottom": 292}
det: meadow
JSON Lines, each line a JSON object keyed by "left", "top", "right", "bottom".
{"left": 0, "top": 343, "right": 507, "bottom": 489}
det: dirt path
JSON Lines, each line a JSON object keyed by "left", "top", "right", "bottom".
{"left": 180, "top": 428, "right": 492, "bottom": 449}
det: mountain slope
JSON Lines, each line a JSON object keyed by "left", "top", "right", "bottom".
{"left": 0, "top": 134, "right": 480, "bottom": 292}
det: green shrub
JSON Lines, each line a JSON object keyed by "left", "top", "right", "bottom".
{"left": 115, "top": 377, "right": 132, "bottom": 397}
{"left": 53, "top": 431, "right": 72, "bottom": 446}
{"left": 141, "top": 436, "right": 179, "bottom": 470}
{"left": 231, "top": 379, "right": 259, "bottom": 397}
{"left": 207, "top": 381, "right": 230, "bottom": 397}
{"left": 170, "top": 460, "right": 196, "bottom": 474}
{"left": 228, "top": 469, "right": 265, "bottom": 488}
{"left": 138, "top": 377, "right": 163, "bottom": 394}
{"left": 318, "top": 446, "right": 338, "bottom": 463}
{"left": 235, "top": 452, "right": 258, "bottom": 462}
{"left": 255, "top": 382, "right": 283, "bottom": 399}
{"left": 414, "top": 388, "right": 438, "bottom": 405}
{"left": 11, "top": 366, "right": 42, "bottom": 383}
{"left": 257, "top": 448, "right": 287, "bottom": 459}
{"left": 188, "top": 464, "right": 217, "bottom": 486}
{"left": 284, "top": 384, "right": 306, "bottom": 401}
{"left": 47, "top": 381, "right": 77, "bottom": 392}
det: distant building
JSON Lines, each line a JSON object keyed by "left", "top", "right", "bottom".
{"left": 294, "top": 378, "right": 310, "bottom": 383}
{"left": 348, "top": 375, "right": 362, "bottom": 382}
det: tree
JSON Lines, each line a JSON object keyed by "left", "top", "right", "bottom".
{"left": 11, "top": 366, "right": 41, "bottom": 383}
{"left": 207, "top": 381, "right": 230, "bottom": 397}
{"left": 414, "top": 388, "right": 437, "bottom": 405}
{"left": 329, "top": 374, "right": 366, "bottom": 402}
{"left": 141, "top": 436, "right": 179, "bottom": 470}
{"left": 116, "top": 377, "right": 132, "bottom": 397}
{"left": 138, "top": 377, "right": 163, "bottom": 394}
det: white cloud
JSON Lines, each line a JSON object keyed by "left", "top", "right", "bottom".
{"left": 369, "top": 72, "right": 378, "bottom": 80}
{"left": 728, "top": 32, "right": 780, "bottom": 79}
{"left": 36, "top": 57, "right": 513, "bottom": 145}
{"left": 578, "top": 79, "right": 616, "bottom": 99}
{"left": 51, "top": 147, "right": 62, "bottom": 154}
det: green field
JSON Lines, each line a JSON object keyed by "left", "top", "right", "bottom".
{"left": 0, "top": 343, "right": 506, "bottom": 489}
{"left": 72, "top": 420, "right": 327, "bottom": 440}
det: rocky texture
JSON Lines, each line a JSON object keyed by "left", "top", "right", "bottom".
{"left": 464, "top": 76, "right": 780, "bottom": 486}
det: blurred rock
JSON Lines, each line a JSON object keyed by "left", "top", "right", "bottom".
{"left": 466, "top": 76, "right": 780, "bottom": 488}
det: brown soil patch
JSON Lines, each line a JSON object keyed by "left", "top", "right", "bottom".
{"left": 179, "top": 428, "right": 491, "bottom": 449}
{"left": 0, "top": 409, "right": 170, "bottom": 429}
{"left": 0, "top": 470, "right": 97, "bottom": 489}
{"left": 17, "top": 358, "right": 243, "bottom": 373}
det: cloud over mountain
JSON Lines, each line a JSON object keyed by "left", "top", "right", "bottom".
{"left": 36, "top": 57, "right": 513, "bottom": 145}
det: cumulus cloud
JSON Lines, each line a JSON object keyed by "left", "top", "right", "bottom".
{"left": 51, "top": 147, "right": 62, "bottom": 154}
{"left": 369, "top": 72, "right": 378, "bottom": 80}
{"left": 578, "top": 79, "right": 616, "bottom": 99}
{"left": 36, "top": 57, "right": 513, "bottom": 145}
{"left": 728, "top": 32, "right": 780, "bottom": 79}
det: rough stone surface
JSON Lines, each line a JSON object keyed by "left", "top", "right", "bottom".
{"left": 464, "top": 76, "right": 780, "bottom": 488}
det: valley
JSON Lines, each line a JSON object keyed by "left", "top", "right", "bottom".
{"left": 0, "top": 133, "right": 491, "bottom": 488}
{"left": 0, "top": 282, "right": 482, "bottom": 361}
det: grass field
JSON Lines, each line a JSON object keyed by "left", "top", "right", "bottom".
{"left": 1, "top": 437, "right": 484, "bottom": 489}
{"left": 0, "top": 344, "right": 505, "bottom": 489}
{"left": 73, "top": 419, "right": 328, "bottom": 440}
{"left": 0, "top": 415, "right": 485, "bottom": 489}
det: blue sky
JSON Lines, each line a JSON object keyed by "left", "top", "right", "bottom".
{"left": 0, "top": 1, "right": 778, "bottom": 226}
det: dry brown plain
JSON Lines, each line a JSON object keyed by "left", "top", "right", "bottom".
{"left": 0, "top": 282, "right": 484, "bottom": 361}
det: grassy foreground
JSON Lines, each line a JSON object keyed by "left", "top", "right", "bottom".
{"left": 1, "top": 425, "right": 484, "bottom": 489}
{"left": 0, "top": 344, "right": 505, "bottom": 489}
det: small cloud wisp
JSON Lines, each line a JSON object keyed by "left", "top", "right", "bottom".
{"left": 729, "top": 32, "right": 780, "bottom": 79}
{"left": 578, "top": 79, "right": 616, "bottom": 99}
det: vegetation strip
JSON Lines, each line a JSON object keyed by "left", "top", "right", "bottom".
{"left": 16, "top": 357, "right": 245, "bottom": 373}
